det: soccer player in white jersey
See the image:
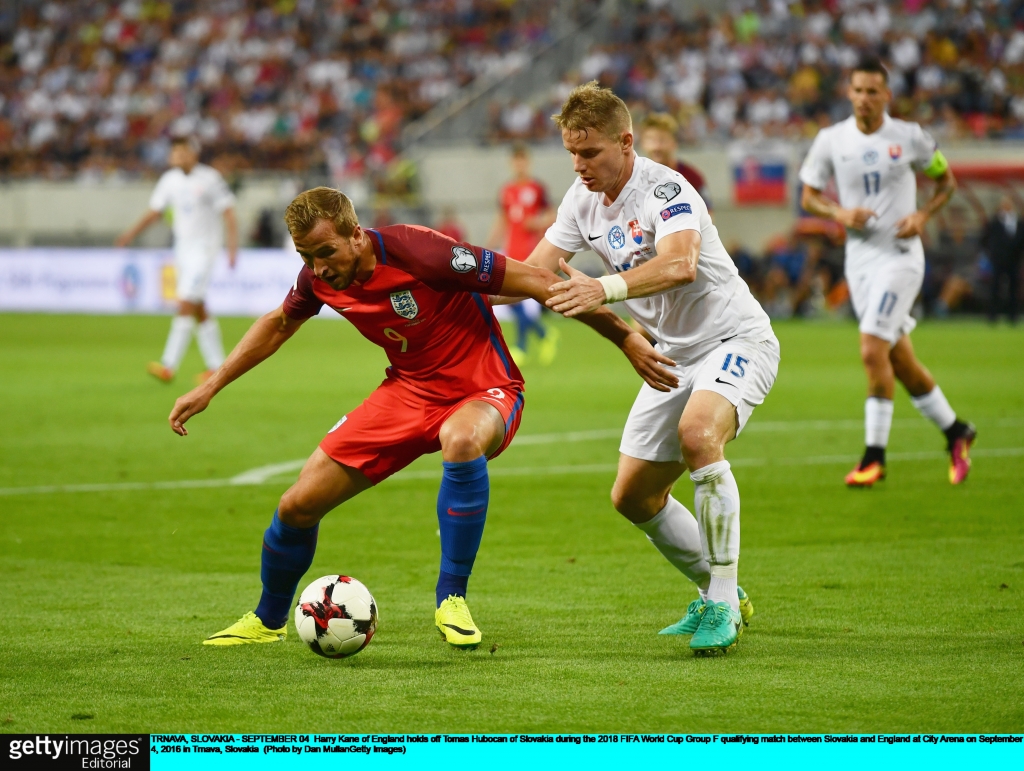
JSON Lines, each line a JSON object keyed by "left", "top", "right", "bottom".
{"left": 117, "top": 137, "right": 239, "bottom": 384}
{"left": 799, "top": 58, "right": 975, "bottom": 487}
{"left": 522, "top": 82, "right": 779, "bottom": 654}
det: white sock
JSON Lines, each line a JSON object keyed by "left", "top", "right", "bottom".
{"left": 864, "top": 397, "right": 894, "bottom": 448}
{"left": 196, "top": 318, "right": 225, "bottom": 370}
{"left": 634, "top": 496, "right": 710, "bottom": 591}
{"left": 161, "top": 316, "right": 196, "bottom": 372}
{"left": 690, "top": 460, "right": 740, "bottom": 612}
{"left": 910, "top": 386, "right": 956, "bottom": 431}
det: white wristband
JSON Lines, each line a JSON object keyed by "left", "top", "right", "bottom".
{"left": 598, "top": 273, "right": 628, "bottom": 304}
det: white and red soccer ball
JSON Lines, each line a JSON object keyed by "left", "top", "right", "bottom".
{"left": 294, "top": 575, "right": 378, "bottom": 658}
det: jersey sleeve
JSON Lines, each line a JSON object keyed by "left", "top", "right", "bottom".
{"left": 209, "top": 171, "right": 237, "bottom": 213}
{"left": 798, "top": 129, "right": 834, "bottom": 190}
{"left": 379, "top": 225, "right": 508, "bottom": 294}
{"left": 908, "top": 123, "right": 939, "bottom": 171}
{"left": 282, "top": 266, "right": 324, "bottom": 320}
{"left": 644, "top": 175, "right": 704, "bottom": 245}
{"left": 543, "top": 185, "right": 586, "bottom": 253}
{"left": 148, "top": 172, "right": 172, "bottom": 212}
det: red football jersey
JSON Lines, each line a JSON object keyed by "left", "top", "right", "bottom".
{"left": 283, "top": 225, "right": 523, "bottom": 400}
{"left": 499, "top": 179, "right": 549, "bottom": 261}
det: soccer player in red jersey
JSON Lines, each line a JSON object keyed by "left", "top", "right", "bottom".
{"left": 167, "top": 187, "right": 670, "bottom": 650}
{"left": 487, "top": 144, "right": 558, "bottom": 363}
{"left": 639, "top": 113, "right": 712, "bottom": 211}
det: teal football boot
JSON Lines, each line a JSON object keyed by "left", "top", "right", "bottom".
{"left": 690, "top": 600, "right": 742, "bottom": 654}
{"left": 660, "top": 586, "right": 753, "bottom": 635}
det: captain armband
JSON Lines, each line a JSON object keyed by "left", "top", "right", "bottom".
{"left": 597, "top": 273, "right": 629, "bottom": 304}
{"left": 922, "top": 150, "right": 949, "bottom": 179}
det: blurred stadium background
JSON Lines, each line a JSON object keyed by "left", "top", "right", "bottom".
{"left": 0, "top": 0, "right": 1023, "bottom": 321}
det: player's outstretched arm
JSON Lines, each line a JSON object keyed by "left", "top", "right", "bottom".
{"left": 115, "top": 209, "right": 162, "bottom": 247}
{"left": 168, "top": 305, "right": 305, "bottom": 436}
{"left": 223, "top": 208, "right": 239, "bottom": 268}
{"left": 546, "top": 230, "right": 702, "bottom": 317}
{"left": 574, "top": 308, "right": 679, "bottom": 391}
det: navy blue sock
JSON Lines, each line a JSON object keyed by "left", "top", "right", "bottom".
{"left": 254, "top": 509, "right": 319, "bottom": 629}
{"left": 435, "top": 456, "right": 489, "bottom": 607}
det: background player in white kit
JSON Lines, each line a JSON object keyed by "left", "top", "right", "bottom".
{"left": 799, "top": 58, "right": 976, "bottom": 487}
{"left": 117, "top": 137, "right": 239, "bottom": 384}
{"left": 523, "top": 82, "right": 779, "bottom": 654}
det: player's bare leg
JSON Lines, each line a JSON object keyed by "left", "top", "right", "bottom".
{"left": 433, "top": 400, "right": 505, "bottom": 648}
{"left": 890, "top": 334, "right": 976, "bottom": 483}
{"left": 204, "top": 450, "right": 372, "bottom": 646}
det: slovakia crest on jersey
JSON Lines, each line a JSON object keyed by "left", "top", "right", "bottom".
{"left": 628, "top": 219, "right": 643, "bottom": 245}
{"left": 889, "top": 144, "right": 902, "bottom": 160}
{"left": 389, "top": 290, "right": 418, "bottom": 320}
{"left": 608, "top": 226, "right": 626, "bottom": 249}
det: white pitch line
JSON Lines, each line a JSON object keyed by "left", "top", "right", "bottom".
{"left": 1, "top": 447, "right": 1021, "bottom": 497}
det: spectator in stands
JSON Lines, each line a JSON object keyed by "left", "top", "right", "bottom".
{"left": 638, "top": 112, "right": 712, "bottom": 209}
{"left": 926, "top": 209, "right": 983, "bottom": 317}
{"left": 982, "top": 195, "right": 1024, "bottom": 323}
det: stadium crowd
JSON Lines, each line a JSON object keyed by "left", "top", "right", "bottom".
{"left": 491, "top": 0, "right": 1024, "bottom": 144}
{"left": 0, "top": 0, "right": 587, "bottom": 187}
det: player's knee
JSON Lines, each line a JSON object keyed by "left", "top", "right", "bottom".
{"left": 679, "top": 421, "right": 716, "bottom": 468}
{"left": 860, "top": 339, "right": 888, "bottom": 371}
{"left": 277, "top": 490, "right": 321, "bottom": 529}
{"left": 439, "top": 426, "right": 489, "bottom": 462}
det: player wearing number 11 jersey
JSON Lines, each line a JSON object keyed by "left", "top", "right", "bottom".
{"left": 800, "top": 58, "right": 975, "bottom": 487}
{"left": 166, "top": 187, "right": 579, "bottom": 649}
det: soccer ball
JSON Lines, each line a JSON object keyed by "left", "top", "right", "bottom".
{"left": 294, "top": 575, "right": 378, "bottom": 658}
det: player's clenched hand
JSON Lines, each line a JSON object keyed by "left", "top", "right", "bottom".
{"left": 621, "top": 332, "right": 679, "bottom": 392}
{"left": 546, "top": 259, "right": 609, "bottom": 317}
{"left": 168, "top": 385, "right": 214, "bottom": 436}
{"left": 895, "top": 210, "right": 929, "bottom": 239}
{"left": 836, "top": 207, "right": 876, "bottom": 230}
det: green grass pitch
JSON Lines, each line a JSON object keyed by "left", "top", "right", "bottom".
{"left": 1, "top": 313, "right": 1022, "bottom": 733}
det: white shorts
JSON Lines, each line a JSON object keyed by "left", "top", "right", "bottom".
{"left": 846, "top": 245, "right": 924, "bottom": 345}
{"left": 619, "top": 335, "right": 781, "bottom": 463}
{"left": 174, "top": 245, "right": 218, "bottom": 303}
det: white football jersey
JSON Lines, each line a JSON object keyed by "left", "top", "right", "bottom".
{"left": 149, "top": 163, "right": 236, "bottom": 248}
{"left": 545, "top": 154, "right": 772, "bottom": 357}
{"left": 799, "top": 114, "right": 937, "bottom": 266}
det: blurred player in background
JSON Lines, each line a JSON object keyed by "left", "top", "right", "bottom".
{"left": 528, "top": 83, "right": 777, "bottom": 655}
{"left": 487, "top": 144, "right": 559, "bottom": 364}
{"left": 167, "top": 188, "right": 663, "bottom": 650}
{"left": 434, "top": 205, "right": 467, "bottom": 243}
{"left": 800, "top": 58, "right": 975, "bottom": 487}
{"left": 639, "top": 113, "right": 712, "bottom": 211}
{"left": 117, "top": 137, "right": 238, "bottom": 384}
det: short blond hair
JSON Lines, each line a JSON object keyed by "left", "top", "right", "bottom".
{"left": 640, "top": 112, "right": 679, "bottom": 136}
{"left": 284, "top": 187, "right": 359, "bottom": 240}
{"left": 552, "top": 81, "right": 632, "bottom": 140}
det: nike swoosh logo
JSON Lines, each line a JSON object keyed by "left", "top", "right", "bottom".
{"left": 442, "top": 624, "right": 476, "bottom": 635}
{"left": 714, "top": 377, "right": 736, "bottom": 388}
{"left": 588, "top": 234, "right": 601, "bottom": 241}
{"left": 720, "top": 335, "right": 737, "bottom": 343}
{"left": 447, "top": 507, "right": 485, "bottom": 517}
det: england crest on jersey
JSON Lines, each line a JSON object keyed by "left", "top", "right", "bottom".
{"left": 390, "top": 290, "right": 419, "bottom": 319}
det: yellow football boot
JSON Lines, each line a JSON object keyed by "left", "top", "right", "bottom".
{"left": 845, "top": 460, "right": 885, "bottom": 487}
{"left": 435, "top": 595, "right": 482, "bottom": 648}
{"left": 203, "top": 611, "right": 286, "bottom": 646}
